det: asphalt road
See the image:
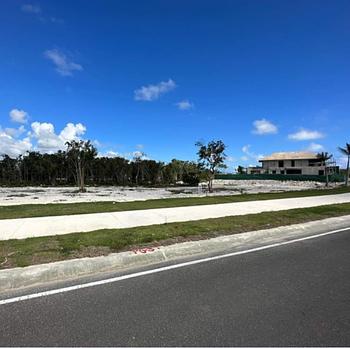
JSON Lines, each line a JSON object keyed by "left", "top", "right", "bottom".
{"left": 0, "top": 229, "right": 349, "bottom": 346}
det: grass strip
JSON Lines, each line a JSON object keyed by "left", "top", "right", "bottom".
{"left": 1, "top": 186, "right": 350, "bottom": 220}
{"left": 1, "top": 202, "right": 350, "bottom": 269}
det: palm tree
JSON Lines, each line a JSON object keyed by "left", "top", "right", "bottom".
{"left": 317, "top": 152, "right": 332, "bottom": 187}
{"left": 338, "top": 143, "right": 350, "bottom": 186}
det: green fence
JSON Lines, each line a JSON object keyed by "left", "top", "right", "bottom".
{"left": 214, "top": 173, "right": 345, "bottom": 183}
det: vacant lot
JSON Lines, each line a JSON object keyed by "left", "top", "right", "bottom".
{"left": 0, "top": 180, "right": 329, "bottom": 206}
{"left": 1, "top": 186, "right": 349, "bottom": 220}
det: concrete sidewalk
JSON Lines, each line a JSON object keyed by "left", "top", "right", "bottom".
{"left": 1, "top": 193, "right": 350, "bottom": 241}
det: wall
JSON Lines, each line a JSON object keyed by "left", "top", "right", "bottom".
{"left": 261, "top": 159, "right": 325, "bottom": 175}
{"left": 215, "top": 173, "right": 344, "bottom": 182}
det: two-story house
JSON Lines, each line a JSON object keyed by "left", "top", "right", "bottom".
{"left": 256, "top": 152, "right": 333, "bottom": 175}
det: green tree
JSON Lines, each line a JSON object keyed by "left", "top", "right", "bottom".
{"left": 132, "top": 151, "right": 146, "bottom": 185}
{"left": 66, "top": 140, "right": 97, "bottom": 192}
{"left": 237, "top": 165, "right": 245, "bottom": 174}
{"left": 338, "top": 143, "right": 350, "bottom": 186}
{"left": 195, "top": 140, "right": 227, "bottom": 192}
{"left": 317, "top": 152, "right": 332, "bottom": 187}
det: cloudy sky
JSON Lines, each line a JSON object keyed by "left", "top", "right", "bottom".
{"left": 0, "top": 0, "right": 349, "bottom": 168}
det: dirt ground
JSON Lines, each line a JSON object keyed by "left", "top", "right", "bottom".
{"left": 0, "top": 179, "right": 330, "bottom": 206}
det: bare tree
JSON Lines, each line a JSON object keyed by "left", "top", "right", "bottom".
{"left": 338, "top": 143, "right": 350, "bottom": 186}
{"left": 66, "top": 140, "right": 97, "bottom": 192}
{"left": 196, "top": 140, "right": 227, "bottom": 192}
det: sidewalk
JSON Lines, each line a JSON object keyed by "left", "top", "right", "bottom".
{"left": 1, "top": 193, "right": 350, "bottom": 241}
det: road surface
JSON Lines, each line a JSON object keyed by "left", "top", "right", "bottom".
{"left": 0, "top": 228, "right": 349, "bottom": 346}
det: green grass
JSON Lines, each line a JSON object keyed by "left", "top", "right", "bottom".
{"left": 1, "top": 202, "right": 350, "bottom": 269}
{"left": 1, "top": 186, "right": 350, "bottom": 220}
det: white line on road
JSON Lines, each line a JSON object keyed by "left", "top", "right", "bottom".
{"left": 0, "top": 227, "right": 349, "bottom": 306}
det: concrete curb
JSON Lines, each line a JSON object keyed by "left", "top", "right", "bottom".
{"left": 1, "top": 215, "right": 350, "bottom": 292}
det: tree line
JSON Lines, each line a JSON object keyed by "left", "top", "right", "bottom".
{"left": 0, "top": 140, "right": 226, "bottom": 189}
{"left": 2, "top": 140, "right": 349, "bottom": 190}
{"left": 0, "top": 152, "right": 204, "bottom": 188}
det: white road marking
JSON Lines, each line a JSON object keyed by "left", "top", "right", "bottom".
{"left": 0, "top": 227, "right": 349, "bottom": 306}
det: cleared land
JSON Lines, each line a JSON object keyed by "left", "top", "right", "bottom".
{"left": 0, "top": 180, "right": 326, "bottom": 206}
{"left": 1, "top": 186, "right": 349, "bottom": 220}
{"left": 1, "top": 202, "right": 350, "bottom": 269}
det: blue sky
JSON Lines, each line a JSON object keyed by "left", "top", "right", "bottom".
{"left": 0, "top": 0, "right": 349, "bottom": 169}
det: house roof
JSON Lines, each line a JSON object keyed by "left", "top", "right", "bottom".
{"left": 259, "top": 151, "right": 319, "bottom": 161}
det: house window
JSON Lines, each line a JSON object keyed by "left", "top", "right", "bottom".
{"left": 286, "top": 169, "right": 302, "bottom": 175}
{"left": 291, "top": 160, "right": 295, "bottom": 167}
{"left": 318, "top": 170, "right": 325, "bottom": 176}
{"left": 280, "top": 170, "right": 285, "bottom": 174}
{"left": 272, "top": 170, "right": 276, "bottom": 174}
{"left": 309, "top": 159, "right": 320, "bottom": 167}
{"left": 278, "top": 160, "right": 284, "bottom": 168}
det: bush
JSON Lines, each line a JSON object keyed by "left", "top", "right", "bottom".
{"left": 182, "top": 172, "right": 200, "bottom": 186}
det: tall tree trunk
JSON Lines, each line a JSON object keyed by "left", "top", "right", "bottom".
{"left": 346, "top": 155, "right": 350, "bottom": 186}
{"left": 75, "top": 162, "right": 80, "bottom": 190}
{"left": 80, "top": 172, "right": 85, "bottom": 192}
{"left": 136, "top": 164, "right": 140, "bottom": 185}
{"left": 325, "top": 164, "right": 329, "bottom": 187}
{"left": 79, "top": 162, "right": 85, "bottom": 192}
{"left": 208, "top": 170, "right": 214, "bottom": 193}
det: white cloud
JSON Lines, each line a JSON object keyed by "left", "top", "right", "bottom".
{"left": 49, "top": 17, "right": 64, "bottom": 24}
{"left": 30, "top": 122, "right": 86, "bottom": 153}
{"left": 98, "top": 149, "right": 149, "bottom": 160}
{"left": 306, "top": 142, "right": 324, "bottom": 152}
{"left": 21, "top": 4, "right": 41, "bottom": 13}
{"left": 1, "top": 110, "right": 88, "bottom": 158}
{"left": 176, "top": 100, "right": 194, "bottom": 110}
{"left": 252, "top": 119, "right": 278, "bottom": 135}
{"left": 226, "top": 156, "right": 235, "bottom": 162}
{"left": 132, "top": 151, "right": 144, "bottom": 158}
{"left": 59, "top": 122, "right": 86, "bottom": 142}
{"left": 241, "top": 144, "right": 264, "bottom": 162}
{"left": 10, "top": 109, "right": 28, "bottom": 124}
{"left": 131, "top": 151, "right": 150, "bottom": 160}
{"left": 103, "top": 151, "right": 121, "bottom": 158}
{"left": 288, "top": 128, "right": 324, "bottom": 141}
{"left": 92, "top": 139, "right": 102, "bottom": 147}
{"left": 30, "top": 122, "right": 61, "bottom": 152}
{"left": 0, "top": 129, "right": 32, "bottom": 158}
{"left": 44, "top": 49, "right": 83, "bottom": 76}
{"left": 136, "top": 144, "right": 144, "bottom": 150}
{"left": 3, "top": 125, "right": 26, "bottom": 138}
{"left": 21, "top": 4, "right": 64, "bottom": 23}
{"left": 134, "top": 79, "right": 176, "bottom": 101}
{"left": 242, "top": 145, "right": 250, "bottom": 154}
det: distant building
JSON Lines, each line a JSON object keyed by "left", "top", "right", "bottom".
{"left": 247, "top": 152, "right": 339, "bottom": 176}
{"left": 246, "top": 166, "right": 264, "bottom": 175}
